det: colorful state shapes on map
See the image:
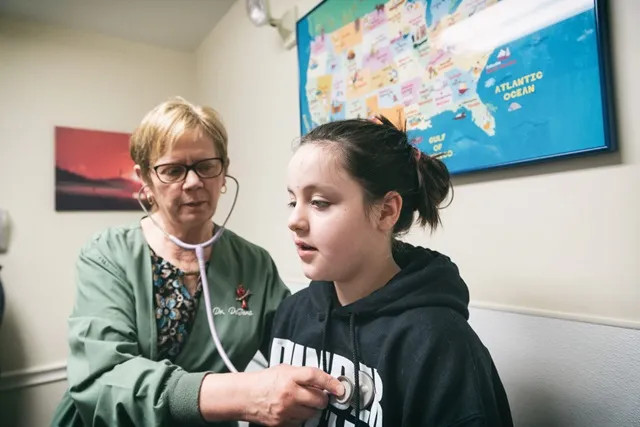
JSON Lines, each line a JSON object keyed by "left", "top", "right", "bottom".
{"left": 426, "top": 65, "right": 438, "bottom": 79}
{"left": 386, "top": 1, "right": 402, "bottom": 27}
{"left": 331, "top": 77, "right": 346, "bottom": 104}
{"left": 436, "top": 54, "right": 454, "bottom": 72}
{"left": 365, "top": 95, "right": 379, "bottom": 118}
{"left": 401, "top": 0, "right": 425, "bottom": 25}
{"left": 346, "top": 98, "right": 366, "bottom": 119}
{"left": 307, "top": 51, "right": 330, "bottom": 78}
{"left": 363, "top": 45, "right": 394, "bottom": 73}
{"left": 387, "top": 66, "right": 399, "bottom": 85}
{"left": 344, "top": 44, "right": 363, "bottom": 71}
{"left": 449, "top": 70, "right": 476, "bottom": 103}
{"left": 414, "top": 39, "right": 432, "bottom": 63}
{"left": 313, "top": 75, "right": 333, "bottom": 116}
{"left": 427, "top": 0, "right": 457, "bottom": 27}
{"left": 395, "top": 50, "right": 421, "bottom": 83}
{"left": 327, "top": 52, "right": 342, "bottom": 74}
{"left": 378, "top": 85, "right": 402, "bottom": 108}
{"left": 417, "top": 85, "right": 434, "bottom": 107}
{"left": 316, "top": 75, "right": 333, "bottom": 100}
{"left": 330, "top": 101, "right": 346, "bottom": 120}
{"left": 433, "top": 79, "right": 453, "bottom": 108}
{"left": 401, "top": 78, "right": 422, "bottom": 106}
{"left": 311, "top": 35, "right": 327, "bottom": 55}
{"left": 362, "top": 5, "right": 388, "bottom": 32}
{"left": 405, "top": 103, "right": 430, "bottom": 131}
{"left": 427, "top": 48, "right": 448, "bottom": 70}
{"left": 464, "top": 99, "right": 496, "bottom": 136}
{"left": 346, "top": 69, "right": 371, "bottom": 100}
{"left": 370, "top": 68, "right": 387, "bottom": 90}
{"left": 508, "top": 102, "right": 522, "bottom": 112}
{"left": 411, "top": 24, "right": 428, "bottom": 48}
{"left": 330, "top": 22, "right": 363, "bottom": 54}
{"left": 363, "top": 22, "right": 392, "bottom": 50}
{"left": 390, "top": 31, "right": 413, "bottom": 56}
{"left": 306, "top": 88, "right": 329, "bottom": 126}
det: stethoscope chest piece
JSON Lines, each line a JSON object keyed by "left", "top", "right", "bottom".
{"left": 331, "top": 370, "right": 375, "bottom": 411}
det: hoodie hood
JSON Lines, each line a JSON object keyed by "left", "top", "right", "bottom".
{"left": 309, "top": 240, "right": 470, "bottom": 320}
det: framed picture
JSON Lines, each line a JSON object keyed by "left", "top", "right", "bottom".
{"left": 296, "top": 0, "right": 615, "bottom": 174}
{"left": 55, "top": 126, "right": 141, "bottom": 211}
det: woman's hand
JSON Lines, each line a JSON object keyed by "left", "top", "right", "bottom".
{"left": 199, "top": 365, "right": 344, "bottom": 426}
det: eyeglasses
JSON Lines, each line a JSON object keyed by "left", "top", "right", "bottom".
{"left": 152, "top": 157, "right": 225, "bottom": 184}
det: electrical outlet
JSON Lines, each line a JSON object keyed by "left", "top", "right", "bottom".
{"left": 0, "top": 210, "right": 8, "bottom": 253}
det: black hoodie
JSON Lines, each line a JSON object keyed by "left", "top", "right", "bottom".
{"left": 266, "top": 242, "right": 513, "bottom": 427}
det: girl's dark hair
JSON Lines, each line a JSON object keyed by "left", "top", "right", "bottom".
{"left": 299, "top": 116, "right": 452, "bottom": 234}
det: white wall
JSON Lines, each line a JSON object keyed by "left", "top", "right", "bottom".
{"left": 196, "top": 1, "right": 640, "bottom": 426}
{"left": 0, "top": 16, "right": 196, "bottom": 425}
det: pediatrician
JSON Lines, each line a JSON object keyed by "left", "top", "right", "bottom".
{"left": 52, "top": 97, "right": 343, "bottom": 427}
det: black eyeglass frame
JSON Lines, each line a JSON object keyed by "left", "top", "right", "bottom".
{"left": 152, "top": 157, "right": 225, "bottom": 183}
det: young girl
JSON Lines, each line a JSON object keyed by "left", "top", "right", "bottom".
{"left": 269, "top": 117, "right": 513, "bottom": 426}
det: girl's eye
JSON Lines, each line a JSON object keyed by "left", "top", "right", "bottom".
{"left": 287, "top": 201, "right": 296, "bottom": 208}
{"left": 311, "top": 200, "right": 330, "bottom": 209}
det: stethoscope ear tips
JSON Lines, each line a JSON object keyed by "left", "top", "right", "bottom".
{"left": 330, "top": 371, "right": 375, "bottom": 411}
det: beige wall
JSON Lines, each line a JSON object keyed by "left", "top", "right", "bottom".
{"left": 0, "top": 16, "right": 196, "bottom": 425}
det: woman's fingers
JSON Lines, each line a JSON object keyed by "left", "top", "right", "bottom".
{"left": 292, "top": 366, "right": 345, "bottom": 397}
{"left": 291, "top": 382, "right": 329, "bottom": 409}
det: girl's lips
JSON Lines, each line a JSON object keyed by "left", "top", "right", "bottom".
{"left": 295, "top": 240, "right": 317, "bottom": 250}
{"left": 296, "top": 246, "right": 317, "bottom": 261}
{"left": 295, "top": 241, "right": 317, "bottom": 261}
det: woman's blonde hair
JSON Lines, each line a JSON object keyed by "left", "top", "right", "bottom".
{"left": 130, "top": 97, "right": 228, "bottom": 179}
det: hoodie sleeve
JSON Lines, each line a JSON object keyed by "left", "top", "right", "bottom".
{"left": 399, "top": 309, "right": 513, "bottom": 427}
{"left": 66, "top": 241, "right": 207, "bottom": 426}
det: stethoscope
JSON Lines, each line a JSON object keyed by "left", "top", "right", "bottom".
{"left": 332, "top": 371, "right": 375, "bottom": 411}
{"left": 136, "top": 175, "right": 376, "bottom": 409}
{"left": 136, "top": 175, "right": 240, "bottom": 373}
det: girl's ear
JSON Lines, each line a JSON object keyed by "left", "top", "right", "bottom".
{"left": 377, "top": 191, "right": 402, "bottom": 233}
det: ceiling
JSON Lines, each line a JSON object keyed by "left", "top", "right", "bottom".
{"left": 0, "top": 0, "right": 237, "bottom": 51}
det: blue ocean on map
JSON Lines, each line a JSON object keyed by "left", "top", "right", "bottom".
{"left": 297, "top": 1, "right": 610, "bottom": 173}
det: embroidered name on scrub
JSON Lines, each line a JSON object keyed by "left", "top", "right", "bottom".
{"left": 211, "top": 307, "right": 254, "bottom": 316}
{"left": 270, "top": 338, "right": 384, "bottom": 427}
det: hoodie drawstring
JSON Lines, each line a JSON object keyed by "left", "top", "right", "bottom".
{"left": 321, "top": 304, "right": 332, "bottom": 374}
{"left": 322, "top": 304, "right": 364, "bottom": 425}
{"left": 320, "top": 303, "right": 333, "bottom": 424}
{"left": 349, "top": 313, "right": 361, "bottom": 425}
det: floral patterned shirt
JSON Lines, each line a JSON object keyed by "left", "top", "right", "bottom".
{"left": 151, "top": 249, "right": 206, "bottom": 361}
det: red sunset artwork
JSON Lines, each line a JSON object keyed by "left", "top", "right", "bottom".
{"left": 55, "top": 126, "right": 142, "bottom": 211}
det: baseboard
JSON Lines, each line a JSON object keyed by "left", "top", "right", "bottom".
{"left": 0, "top": 361, "right": 67, "bottom": 392}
